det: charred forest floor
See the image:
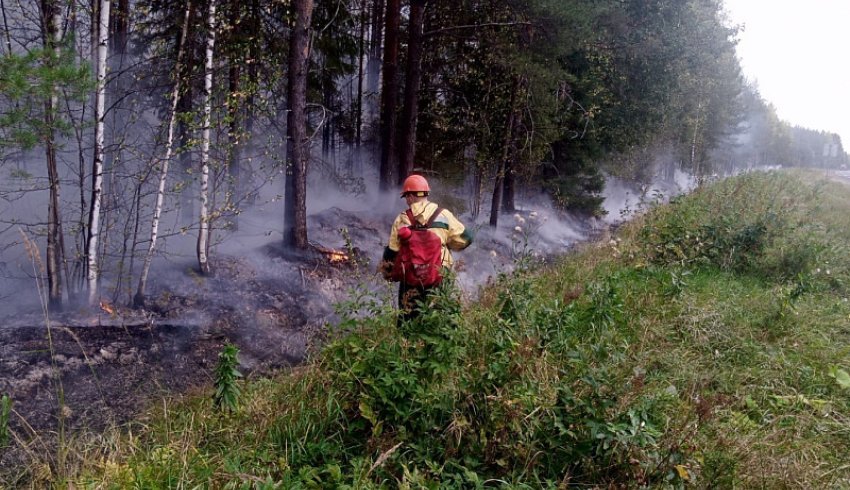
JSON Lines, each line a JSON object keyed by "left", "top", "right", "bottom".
{"left": 0, "top": 202, "right": 598, "bottom": 482}
{"left": 0, "top": 252, "right": 345, "bottom": 474}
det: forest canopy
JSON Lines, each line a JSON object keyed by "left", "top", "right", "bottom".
{"left": 0, "top": 0, "right": 846, "bottom": 309}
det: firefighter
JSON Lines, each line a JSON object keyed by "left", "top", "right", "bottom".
{"left": 379, "top": 174, "right": 473, "bottom": 321}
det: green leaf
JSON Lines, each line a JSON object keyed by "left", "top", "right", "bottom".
{"left": 359, "top": 398, "right": 377, "bottom": 425}
{"left": 828, "top": 366, "right": 850, "bottom": 390}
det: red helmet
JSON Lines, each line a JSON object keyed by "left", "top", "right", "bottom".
{"left": 401, "top": 174, "right": 430, "bottom": 197}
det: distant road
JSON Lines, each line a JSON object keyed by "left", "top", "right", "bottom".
{"left": 833, "top": 170, "right": 850, "bottom": 182}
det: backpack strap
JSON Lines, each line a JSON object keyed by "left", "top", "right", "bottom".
{"left": 405, "top": 206, "right": 443, "bottom": 229}
{"left": 405, "top": 209, "right": 422, "bottom": 229}
{"left": 426, "top": 207, "right": 443, "bottom": 228}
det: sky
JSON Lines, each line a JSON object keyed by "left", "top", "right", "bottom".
{"left": 722, "top": 0, "right": 850, "bottom": 147}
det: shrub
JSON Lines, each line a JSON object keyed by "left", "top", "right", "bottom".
{"left": 213, "top": 344, "right": 242, "bottom": 413}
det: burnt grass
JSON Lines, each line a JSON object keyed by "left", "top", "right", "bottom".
{"left": 0, "top": 207, "right": 390, "bottom": 474}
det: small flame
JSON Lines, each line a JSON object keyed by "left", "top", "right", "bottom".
{"left": 312, "top": 243, "right": 350, "bottom": 264}
{"left": 327, "top": 251, "right": 349, "bottom": 263}
{"left": 100, "top": 300, "right": 115, "bottom": 315}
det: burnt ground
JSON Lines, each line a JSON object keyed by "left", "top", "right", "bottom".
{"left": 0, "top": 254, "right": 373, "bottom": 476}
{"left": 0, "top": 206, "right": 396, "bottom": 479}
{"left": 0, "top": 204, "right": 598, "bottom": 479}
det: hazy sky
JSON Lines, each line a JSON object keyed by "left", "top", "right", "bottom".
{"left": 723, "top": 0, "right": 850, "bottom": 147}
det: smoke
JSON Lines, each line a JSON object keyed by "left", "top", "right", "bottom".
{"left": 602, "top": 169, "right": 695, "bottom": 224}
{"left": 0, "top": 145, "right": 697, "bottom": 319}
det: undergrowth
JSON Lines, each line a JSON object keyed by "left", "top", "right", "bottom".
{"left": 12, "top": 171, "right": 850, "bottom": 488}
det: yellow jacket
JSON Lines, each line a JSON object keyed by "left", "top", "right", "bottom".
{"left": 384, "top": 200, "right": 472, "bottom": 267}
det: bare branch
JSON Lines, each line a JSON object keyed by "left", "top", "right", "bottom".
{"left": 424, "top": 21, "right": 531, "bottom": 37}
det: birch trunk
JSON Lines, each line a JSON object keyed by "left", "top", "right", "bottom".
{"left": 133, "top": 1, "right": 191, "bottom": 307}
{"left": 283, "top": 0, "right": 314, "bottom": 249}
{"left": 86, "top": 0, "right": 110, "bottom": 305}
{"left": 197, "top": 0, "right": 216, "bottom": 274}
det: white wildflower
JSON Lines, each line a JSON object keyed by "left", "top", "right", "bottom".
{"left": 490, "top": 250, "right": 498, "bottom": 258}
{"left": 514, "top": 226, "right": 523, "bottom": 233}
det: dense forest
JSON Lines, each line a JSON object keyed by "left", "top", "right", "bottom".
{"left": 0, "top": 0, "right": 847, "bottom": 311}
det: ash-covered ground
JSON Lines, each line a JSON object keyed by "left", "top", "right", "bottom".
{"left": 0, "top": 197, "right": 613, "bottom": 475}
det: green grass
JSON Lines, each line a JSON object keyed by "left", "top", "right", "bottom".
{"left": 18, "top": 170, "right": 850, "bottom": 488}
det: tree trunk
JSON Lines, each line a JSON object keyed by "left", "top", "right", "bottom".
{"left": 501, "top": 157, "right": 516, "bottom": 212}
{"left": 378, "top": 0, "right": 399, "bottom": 192}
{"left": 321, "top": 69, "right": 331, "bottom": 162}
{"left": 354, "top": 0, "right": 366, "bottom": 171}
{"left": 283, "top": 0, "right": 313, "bottom": 249}
{"left": 228, "top": 49, "right": 241, "bottom": 229}
{"left": 134, "top": 1, "right": 191, "bottom": 307}
{"left": 469, "top": 159, "right": 482, "bottom": 221}
{"left": 366, "top": 0, "right": 384, "bottom": 96}
{"left": 2, "top": 0, "right": 13, "bottom": 56}
{"left": 396, "top": 0, "right": 426, "bottom": 182}
{"left": 197, "top": 0, "right": 217, "bottom": 275}
{"left": 178, "top": 88, "right": 193, "bottom": 221}
{"left": 110, "top": 0, "right": 128, "bottom": 53}
{"left": 501, "top": 75, "right": 526, "bottom": 214}
{"left": 691, "top": 101, "right": 702, "bottom": 179}
{"left": 41, "top": 0, "right": 65, "bottom": 309}
{"left": 86, "top": 0, "right": 110, "bottom": 305}
{"left": 177, "top": 3, "right": 196, "bottom": 222}
{"left": 244, "top": 0, "right": 260, "bottom": 205}
{"left": 490, "top": 79, "right": 519, "bottom": 228}
{"left": 89, "top": 0, "right": 98, "bottom": 60}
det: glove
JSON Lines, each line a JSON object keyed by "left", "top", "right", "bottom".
{"left": 378, "top": 260, "right": 394, "bottom": 281}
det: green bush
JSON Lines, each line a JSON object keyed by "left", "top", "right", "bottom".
{"left": 638, "top": 172, "right": 833, "bottom": 283}
{"left": 64, "top": 171, "right": 850, "bottom": 488}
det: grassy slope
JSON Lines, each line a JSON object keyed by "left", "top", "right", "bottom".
{"left": 27, "top": 171, "right": 850, "bottom": 488}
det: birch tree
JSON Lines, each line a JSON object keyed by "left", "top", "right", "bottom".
{"left": 86, "top": 0, "right": 110, "bottom": 305}
{"left": 197, "top": 0, "right": 216, "bottom": 274}
{"left": 283, "top": 0, "right": 314, "bottom": 249}
{"left": 134, "top": 1, "right": 191, "bottom": 308}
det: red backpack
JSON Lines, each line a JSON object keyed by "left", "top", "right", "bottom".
{"left": 391, "top": 207, "right": 444, "bottom": 287}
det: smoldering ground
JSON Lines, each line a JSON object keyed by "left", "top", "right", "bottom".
{"left": 0, "top": 148, "right": 680, "bottom": 477}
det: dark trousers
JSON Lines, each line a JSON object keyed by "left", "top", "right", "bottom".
{"left": 397, "top": 281, "right": 434, "bottom": 325}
